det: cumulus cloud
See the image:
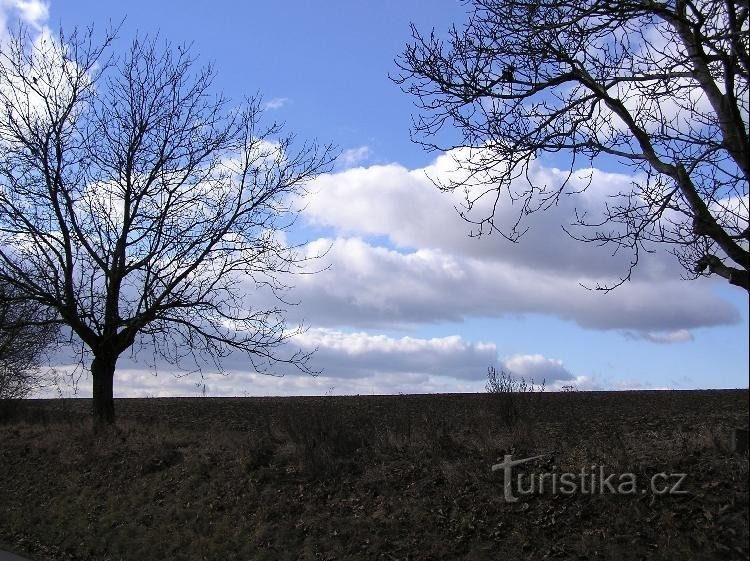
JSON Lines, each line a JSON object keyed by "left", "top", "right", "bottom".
{"left": 1, "top": 5, "right": 83, "bottom": 149}
{"left": 0, "top": 0, "right": 48, "bottom": 44}
{"left": 502, "top": 354, "right": 574, "bottom": 383}
{"left": 0, "top": 0, "right": 48, "bottom": 27}
{"left": 291, "top": 328, "right": 497, "bottom": 380}
{"left": 296, "top": 153, "right": 741, "bottom": 336}
{"left": 336, "top": 145, "right": 372, "bottom": 169}
{"left": 117, "top": 325, "right": 498, "bottom": 380}
{"left": 40, "top": 329, "right": 583, "bottom": 397}
{"left": 283, "top": 237, "right": 738, "bottom": 333}
{"left": 14, "top": 13, "right": 740, "bottom": 396}
{"left": 305, "top": 156, "right": 683, "bottom": 281}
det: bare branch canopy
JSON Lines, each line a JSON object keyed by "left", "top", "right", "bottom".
{"left": 0, "top": 26, "right": 335, "bottom": 423}
{"left": 394, "top": 0, "right": 749, "bottom": 290}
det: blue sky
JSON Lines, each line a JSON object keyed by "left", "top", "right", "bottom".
{"left": 3, "top": 1, "right": 748, "bottom": 396}
{"left": 51, "top": 0, "right": 468, "bottom": 170}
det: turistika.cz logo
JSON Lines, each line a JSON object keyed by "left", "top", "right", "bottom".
{"left": 491, "top": 454, "right": 688, "bottom": 503}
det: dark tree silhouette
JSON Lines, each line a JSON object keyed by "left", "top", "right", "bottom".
{"left": 0, "top": 27, "right": 334, "bottom": 424}
{"left": 394, "top": 0, "right": 748, "bottom": 290}
{"left": 0, "top": 280, "right": 57, "bottom": 399}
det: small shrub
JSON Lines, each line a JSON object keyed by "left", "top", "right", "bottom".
{"left": 277, "top": 405, "right": 365, "bottom": 477}
{"left": 485, "top": 366, "right": 545, "bottom": 429}
{"left": 242, "top": 434, "right": 276, "bottom": 471}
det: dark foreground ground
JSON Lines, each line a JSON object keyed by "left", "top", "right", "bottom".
{"left": 0, "top": 390, "right": 747, "bottom": 560}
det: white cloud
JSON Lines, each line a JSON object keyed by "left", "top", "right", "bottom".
{"left": 502, "top": 354, "right": 574, "bottom": 383}
{"left": 38, "top": 330, "right": 583, "bottom": 397}
{"left": 264, "top": 97, "right": 289, "bottom": 110}
{"left": 552, "top": 375, "right": 602, "bottom": 392}
{"left": 304, "top": 156, "right": 681, "bottom": 280}
{"left": 0, "top": 1, "right": 48, "bottom": 45}
{"left": 623, "top": 329, "right": 694, "bottom": 344}
{"left": 100, "top": 368, "right": 486, "bottom": 398}
{"left": 0, "top": 0, "right": 48, "bottom": 28}
{"left": 336, "top": 145, "right": 372, "bottom": 169}
{"left": 295, "top": 153, "right": 741, "bottom": 336}
{"left": 291, "top": 328, "right": 497, "bottom": 380}
{"left": 285, "top": 237, "right": 738, "bottom": 333}
{"left": 1, "top": 15, "right": 85, "bottom": 150}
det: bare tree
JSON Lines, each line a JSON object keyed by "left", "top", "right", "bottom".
{"left": 394, "top": 0, "right": 748, "bottom": 290}
{"left": 0, "top": 27, "right": 334, "bottom": 424}
{"left": 0, "top": 280, "right": 57, "bottom": 399}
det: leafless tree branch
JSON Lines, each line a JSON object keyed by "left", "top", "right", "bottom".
{"left": 394, "top": 0, "right": 749, "bottom": 290}
{"left": 0, "top": 26, "right": 335, "bottom": 423}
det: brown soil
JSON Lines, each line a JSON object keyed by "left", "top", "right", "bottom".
{"left": 0, "top": 390, "right": 747, "bottom": 560}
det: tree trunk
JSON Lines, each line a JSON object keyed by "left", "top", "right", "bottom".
{"left": 91, "top": 354, "right": 117, "bottom": 425}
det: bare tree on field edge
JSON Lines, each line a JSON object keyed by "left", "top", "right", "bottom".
{"left": 394, "top": 0, "right": 749, "bottom": 291}
{"left": 0, "top": 280, "right": 58, "bottom": 399}
{"left": 0, "top": 26, "right": 335, "bottom": 424}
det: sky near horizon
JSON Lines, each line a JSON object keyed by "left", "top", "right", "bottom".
{"left": 2, "top": 0, "right": 748, "bottom": 397}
